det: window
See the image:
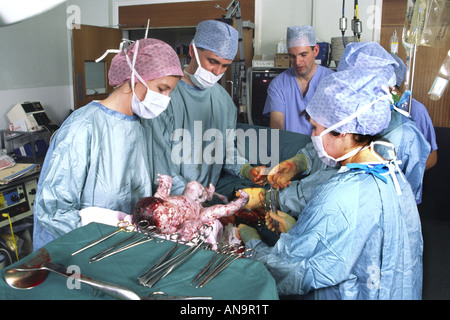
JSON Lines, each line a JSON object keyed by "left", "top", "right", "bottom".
{"left": 84, "top": 61, "right": 106, "bottom": 95}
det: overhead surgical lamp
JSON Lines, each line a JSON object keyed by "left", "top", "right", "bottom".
{"left": 0, "top": 0, "right": 67, "bottom": 27}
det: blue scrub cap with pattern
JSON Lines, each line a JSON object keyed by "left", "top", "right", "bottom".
{"left": 193, "top": 20, "right": 238, "bottom": 60}
{"left": 287, "top": 26, "right": 316, "bottom": 48}
{"left": 306, "top": 69, "right": 392, "bottom": 136}
{"left": 337, "top": 42, "right": 399, "bottom": 87}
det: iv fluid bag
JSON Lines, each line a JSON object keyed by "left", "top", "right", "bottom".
{"left": 428, "top": 49, "right": 450, "bottom": 100}
{"left": 404, "top": 0, "right": 450, "bottom": 48}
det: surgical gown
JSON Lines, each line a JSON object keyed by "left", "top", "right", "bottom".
{"left": 378, "top": 111, "right": 430, "bottom": 204}
{"left": 247, "top": 164, "right": 423, "bottom": 299}
{"left": 262, "top": 66, "right": 334, "bottom": 135}
{"left": 142, "top": 80, "right": 247, "bottom": 195}
{"left": 33, "top": 102, "right": 153, "bottom": 250}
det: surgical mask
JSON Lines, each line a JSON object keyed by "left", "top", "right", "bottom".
{"left": 130, "top": 88, "right": 171, "bottom": 119}
{"left": 187, "top": 43, "right": 224, "bottom": 89}
{"left": 125, "top": 40, "right": 171, "bottom": 119}
{"left": 312, "top": 88, "right": 392, "bottom": 167}
{"left": 311, "top": 135, "right": 367, "bottom": 167}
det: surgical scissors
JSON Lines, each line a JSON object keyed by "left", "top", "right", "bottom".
{"left": 89, "top": 220, "right": 156, "bottom": 263}
{"left": 71, "top": 220, "right": 135, "bottom": 256}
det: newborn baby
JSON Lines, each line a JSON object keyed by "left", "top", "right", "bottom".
{"left": 132, "top": 174, "right": 249, "bottom": 241}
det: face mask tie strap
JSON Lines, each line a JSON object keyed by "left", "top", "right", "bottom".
{"left": 124, "top": 40, "right": 151, "bottom": 95}
{"left": 191, "top": 42, "right": 202, "bottom": 68}
{"left": 95, "top": 38, "right": 134, "bottom": 63}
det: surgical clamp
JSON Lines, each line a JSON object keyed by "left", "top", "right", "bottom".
{"left": 71, "top": 220, "right": 135, "bottom": 256}
{"left": 138, "top": 233, "right": 184, "bottom": 285}
{"left": 195, "top": 248, "right": 254, "bottom": 288}
{"left": 269, "top": 184, "right": 280, "bottom": 236}
{"left": 190, "top": 244, "right": 233, "bottom": 285}
{"left": 89, "top": 220, "right": 156, "bottom": 263}
{"left": 140, "top": 225, "right": 213, "bottom": 288}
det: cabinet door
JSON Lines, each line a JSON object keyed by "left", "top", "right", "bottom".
{"left": 72, "top": 25, "right": 122, "bottom": 109}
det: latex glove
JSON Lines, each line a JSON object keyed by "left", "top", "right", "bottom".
{"left": 78, "top": 207, "right": 132, "bottom": 227}
{"left": 265, "top": 210, "right": 296, "bottom": 233}
{"left": 236, "top": 224, "right": 261, "bottom": 244}
{"left": 236, "top": 188, "right": 265, "bottom": 209}
{"left": 241, "top": 164, "right": 268, "bottom": 186}
{"left": 267, "top": 154, "right": 308, "bottom": 189}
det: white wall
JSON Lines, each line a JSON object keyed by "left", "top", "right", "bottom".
{"left": 0, "top": 0, "right": 112, "bottom": 130}
{"left": 0, "top": 3, "right": 71, "bottom": 129}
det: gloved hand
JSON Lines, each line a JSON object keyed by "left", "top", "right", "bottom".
{"left": 236, "top": 224, "right": 261, "bottom": 244}
{"left": 267, "top": 154, "right": 308, "bottom": 189}
{"left": 265, "top": 210, "right": 296, "bottom": 233}
{"left": 241, "top": 164, "right": 268, "bottom": 186}
{"left": 236, "top": 188, "right": 265, "bottom": 209}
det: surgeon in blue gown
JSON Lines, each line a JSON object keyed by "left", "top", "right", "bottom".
{"left": 238, "top": 69, "right": 423, "bottom": 300}
{"left": 142, "top": 20, "right": 264, "bottom": 196}
{"left": 33, "top": 39, "right": 183, "bottom": 250}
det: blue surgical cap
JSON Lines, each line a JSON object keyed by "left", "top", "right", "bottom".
{"left": 287, "top": 26, "right": 316, "bottom": 48}
{"left": 193, "top": 20, "right": 238, "bottom": 60}
{"left": 390, "top": 54, "right": 407, "bottom": 87}
{"left": 306, "top": 69, "right": 392, "bottom": 136}
{"left": 337, "top": 42, "right": 399, "bottom": 87}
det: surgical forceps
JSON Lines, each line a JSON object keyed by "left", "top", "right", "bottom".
{"left": 194, "top": 247, "right": 254, "bottom": 288}
{"left": 89, "top": 220, "right": 158, "bottom": 263}
{"left": 140, "top": 225, "right": 213, "bottom": 288}
{"left": 71, "top": 220, "right": 135, "bottom": 256}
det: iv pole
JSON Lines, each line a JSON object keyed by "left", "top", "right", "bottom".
{"left": 215, "top": 0, "right": 246, "bottom": 106}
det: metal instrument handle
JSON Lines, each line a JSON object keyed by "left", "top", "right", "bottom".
{"left": 42, "top": 261, "right": 141, "bottom": 300}
{"left": 71, "top": 221, "right": 134, "bottom": 256}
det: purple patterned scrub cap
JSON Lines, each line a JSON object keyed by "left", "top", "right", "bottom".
{"left": 109, "top": 38, "right": 183, "bottom": 87}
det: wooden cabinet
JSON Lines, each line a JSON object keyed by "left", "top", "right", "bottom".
{"left": 118, "top": 0, "right": 255, "bottom": 29}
